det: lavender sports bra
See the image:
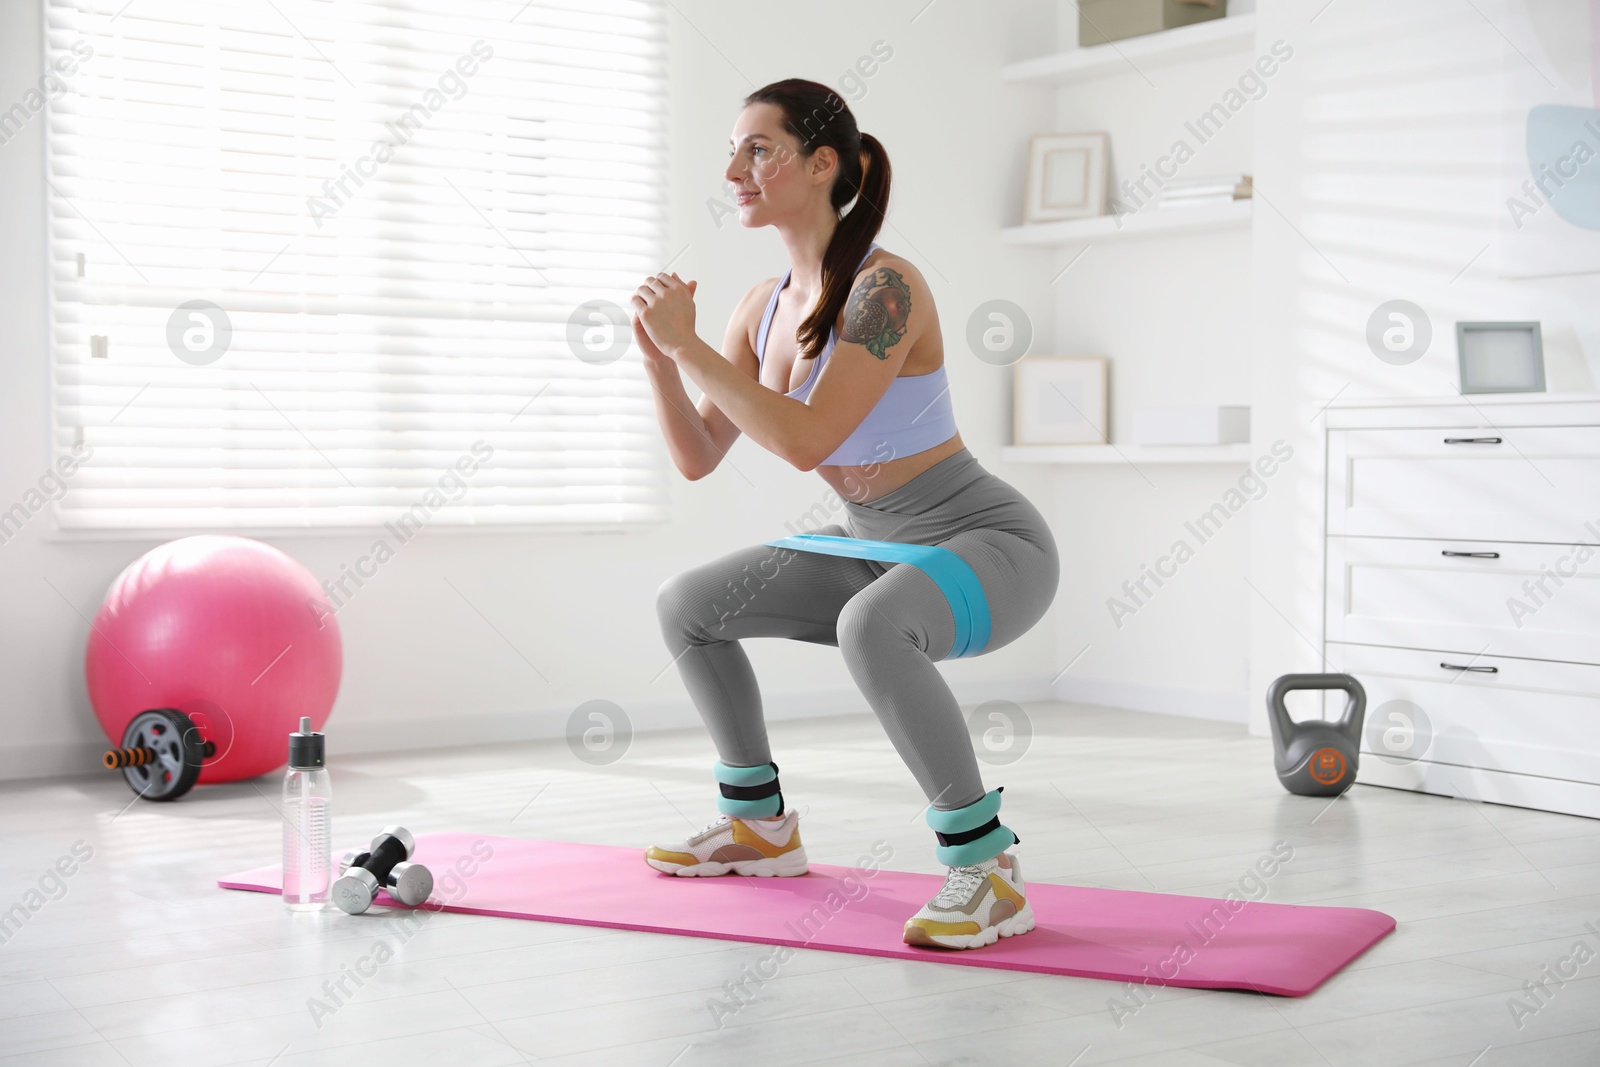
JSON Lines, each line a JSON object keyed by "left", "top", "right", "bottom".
{"left": 755, "top": 243, "right": 958, "bottom": 466}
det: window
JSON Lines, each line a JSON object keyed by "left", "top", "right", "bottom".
{"left": 44, "top": 0, "right": 667, "bottom": 531}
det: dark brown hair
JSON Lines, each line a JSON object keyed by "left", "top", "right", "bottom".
{"left": 743, "top": 78, "right": 892, "bottom": 359}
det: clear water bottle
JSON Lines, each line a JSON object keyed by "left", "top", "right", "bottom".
{"left": 282, "top": 716, "right": 332, "bottom": 910}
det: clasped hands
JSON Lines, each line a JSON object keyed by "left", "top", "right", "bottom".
{"left": 630, "top": 271, "right": 698, "bottom": 365}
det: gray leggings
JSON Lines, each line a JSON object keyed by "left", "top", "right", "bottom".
{"left": 655, "top": 448, "right": 1060, "bottom": 812}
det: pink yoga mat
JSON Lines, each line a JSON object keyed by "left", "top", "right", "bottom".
{"left": 220, "top": 833, "right": 1393, "bottom": 997}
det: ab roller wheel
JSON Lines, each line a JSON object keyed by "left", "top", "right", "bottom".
{"left": 101, "top": 708, "right": 216, "bottom": 802}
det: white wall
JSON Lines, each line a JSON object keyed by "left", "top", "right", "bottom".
{"left": 1036, "top": 8, "right": 1261, "bottom": 721}
{"left": 1032, "top": 0, "right": 1599, "bottom": 732}
{"left": 0, "top": 1, "right": 1064, "bottom": 780}
{"left": 1247, "top": 0, "right": 1600, "bottom": 735}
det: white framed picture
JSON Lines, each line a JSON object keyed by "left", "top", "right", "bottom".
{"left": 1024, "top": 133, "right": 1109, "bottom": 223}
{"left": 1013, "top": 356, "right": 1109, "bottom": 445}
{"left": 1457, "top": 321, "right": 1546, "bottom": 394}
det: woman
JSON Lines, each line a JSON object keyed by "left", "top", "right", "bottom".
{"left": 629, "top": 78, "right": 1059, "bottom": 950}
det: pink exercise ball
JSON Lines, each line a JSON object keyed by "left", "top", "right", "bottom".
{"left": 86, "top": 535, "right": 342, "bottom": 784}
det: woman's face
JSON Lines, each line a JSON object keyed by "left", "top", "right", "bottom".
{"left": 725, "top": 103, "right": 832, "bottom": 227}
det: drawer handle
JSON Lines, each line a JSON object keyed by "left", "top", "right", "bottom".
{"left": 1441, "top": 662, "right": 1498, "bottom": 673}
{"left": 1441, "top": 550, "right": 1500, "bottom": 559}
{"left": 1442, "top": 436, "right": 1503, "bottom": 444}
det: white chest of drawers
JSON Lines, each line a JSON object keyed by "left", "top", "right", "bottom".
{"left": 1323, "top": 396, "right": 1600, "bottom": 820}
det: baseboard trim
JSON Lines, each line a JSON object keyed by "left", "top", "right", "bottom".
{"left": 1357, "top": 756, "right": 1600, "bottom": 821}
{"left": 1052, "top": 676, "right": 1248, "bottom": 723}
{"left": 0, "top": 741, "right": 111, "bottom": 786}
{"left": 4, "top": 674, "right": 1060, "bottom": 784}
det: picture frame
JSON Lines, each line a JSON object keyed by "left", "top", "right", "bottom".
{"left": 1013, "top": 356, "right": 1109, "bottom": 445}
{"left": 1456, "top": 321, "right": 1545, "bottom": 394}
{"left": 1024, "top": 133, "right": 1109, "bottom": 224}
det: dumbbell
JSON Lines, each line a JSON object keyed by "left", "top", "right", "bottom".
{"left": 331, "top": 826, "right": 434, "bottom": 914}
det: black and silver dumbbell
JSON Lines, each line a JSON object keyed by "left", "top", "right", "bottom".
{"left": 331, "top": 826, "right": 434, "bottom": 914}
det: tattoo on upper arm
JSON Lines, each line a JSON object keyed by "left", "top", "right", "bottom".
{"left": 841, "top": 267, "right": 913, "bottom": 360}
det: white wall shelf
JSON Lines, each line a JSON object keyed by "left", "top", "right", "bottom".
{"left": 1001, "top": 444, "right": 1253, "bottom": 465}
{"left": 1002, "top": 14, "right": 1256, "bottom": 86}
{"left": 1002, "top": 197, "right": 1252, "bottom": 247}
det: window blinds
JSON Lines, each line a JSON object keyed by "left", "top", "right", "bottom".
{"left": 44, "top": 0, "right": 668, "bottom": 531}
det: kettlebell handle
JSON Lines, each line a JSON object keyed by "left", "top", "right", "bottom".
{"left": 1267, "top": 673, "right": 1366, "bottom": 740}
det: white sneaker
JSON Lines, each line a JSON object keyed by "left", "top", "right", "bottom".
{"left": 644, "top": 809, "right": 809, "bottom": 877}
{"left": 903, "top": 851, "right": 1035, "bottom": 949}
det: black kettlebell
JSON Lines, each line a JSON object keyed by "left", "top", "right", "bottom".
{"left": 1266, "top": 673, "right": 1366, "bottom": 797}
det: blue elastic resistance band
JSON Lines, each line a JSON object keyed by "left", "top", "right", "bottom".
{"left": 762, "top": 534, "right": 992, "bottom": 658}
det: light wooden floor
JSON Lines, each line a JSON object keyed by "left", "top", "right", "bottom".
{"left": 2, "top": 702, "right": 1598, "bottom": 1067}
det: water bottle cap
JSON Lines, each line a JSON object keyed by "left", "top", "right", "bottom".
{"left": 288, "top": 716, "right": 325, "bottom": 768}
